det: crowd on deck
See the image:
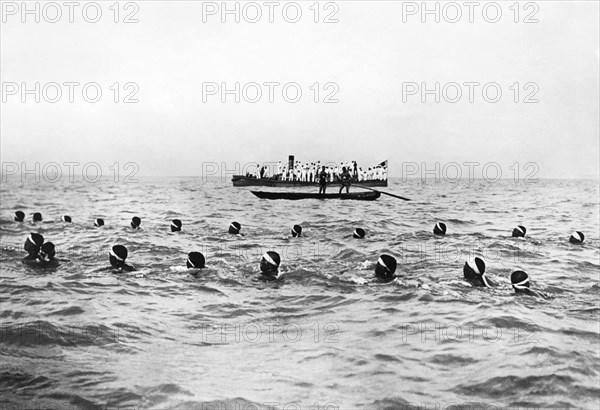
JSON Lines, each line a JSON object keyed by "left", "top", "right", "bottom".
{"left": 248, "top": 160, "right": 388, "bottom": 182}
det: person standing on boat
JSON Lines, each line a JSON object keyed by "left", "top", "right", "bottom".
{"left": 318, "top": 166, "right": 328, "bottom": 195}
{"left": 339, "top": 167, "right": 352, "bottom": 194}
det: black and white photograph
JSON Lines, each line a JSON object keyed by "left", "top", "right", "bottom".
{"left": 1, "top": 0, "right": 599, "bottom": 408}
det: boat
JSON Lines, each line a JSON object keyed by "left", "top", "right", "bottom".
{"left": 232, "top": 155, "right": 388, "bottom": 187}
{"left": 251, "top": 190, "right": 381, "bottom": 201}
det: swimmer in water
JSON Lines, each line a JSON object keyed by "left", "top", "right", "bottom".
{"left": 433, "top": 222, "right": 447, "bottom": 236}
{"left": 94, "top": 218, "right": 104, "bottom": 227}
{"left": 260, "top": 251, "right": 281, "bottom": 280}
{"left": 186, "top": 251, "right": 205, "bottom": 276}
{"left": 187, "top": 252, "right": 205, "bottom": 269}
{"left": 62, "top": 215, "right": 72, "bottom": 223}
{"left": 38, "top": 242, "right": 59, "bottom": 267}
{"left": 109, "top": 245, "right": 136, "bottom": 272}
{"left": 291, "top": 225, "right": 302, "bottom": 237}
{"left": 512, "top": 225, "right": 526, "bottom": 238}
{"left": 33, "top": 212, "right": 42, "bottom": 223}
{"left": 463, "top": 257, "right": 496, "bottom": 287}
{"left": 171, "top": 219, "right": 182, "bottom": 232}
{"left": 14, "top": 211, "right": 25, "bottom": 222}
{"left": 39, "top": 242, "right": 55, "bottom": 261}
{"left": 131, "top": 216, "right": 141, "bottom": 230}
{"left": 229, "top": 222, "right": 242, "bottom": 235}
{"left": 511, "top": 270, "right": 548, "bottom": 299}
{"left": 353, "top": 228, "right": 365, "bottom": 238}
{"left": 375, "top": 254, "right": 397, "bottom": 283}
{"left": 569, "top": 231, "right": 584, "bottom": 244}
{"left": 23, "top": 233, "right": 44, "bottom": 262}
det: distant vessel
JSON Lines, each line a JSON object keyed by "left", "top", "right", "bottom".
{"left": 232, "top": 155, "right": 388, "bottom": 187}
{"left": 251, "top": 190, "right": 381, "bottom": 201}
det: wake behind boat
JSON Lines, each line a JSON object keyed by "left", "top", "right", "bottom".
{"left": 251, "top": 190, "right": 381, "bottom": 201}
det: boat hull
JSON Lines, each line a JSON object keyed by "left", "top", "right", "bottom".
{"left": 251, "top": 190, "right": 381, "bottom": 201}
{"left": 232, "top": 175, "right": 387, "bottom": 187}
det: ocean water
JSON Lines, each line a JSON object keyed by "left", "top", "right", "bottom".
{"left": 0, "top": 177, "right": 598, "bottom": 409}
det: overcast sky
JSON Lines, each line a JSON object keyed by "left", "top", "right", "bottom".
{"left": 1, "top": 0, "right": 598, "bottom": 178}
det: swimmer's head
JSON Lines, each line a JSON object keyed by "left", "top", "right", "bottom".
{"left": 14, "top": 211, "right": 25, "bottom": 222}
{"left": 433, "top": 222, "right": 447, "bottom": 236}
{"left": 24, "top": 233, "right": 44, "bottom": 255}
{"left": 510, "top": 270, "right": 530, "bottom": 293}
{"left": 94, "top": 218, "right": 104, "bottom": 227}
{"left": 33, "top": 212, "right": 42, "bottom": 222}
{"left": 291, "top": 224, "right": 302, "bottom": 237}
{"left": 171, "top": 219, "right": 182, "bottom": 232}
{"left": 464, "top": 257, "right": 485, "bottom": 275}
{"left": 375, "top": 254, "right": 397, "bottom": 282}
{"left": 569, "top": 231, "right": 584, "bottom": 244}
{"left": 260, "top": 251, "right": 280, "bottom": 278}
{"left": 62, "top": 215, "right": 72, "bottom": 223}
{"left": 512, "top": 225, "right": 526, "bottom": 238}
{"left": 109, "top": 245, "right": 128, "bottom": 268}
{"left": 131, "top": 216, "right": 141, "bottom": 230}
{"left": 229, "top": 222, "right": 241, "bottom": 235}
{"left": 463, "top": 257, "right": 491, "bottom": 287}
{"left": 40, "top": 242, "right": 56, "bottom": 261}
{"left": 187, "top": 252, "right": 205, "bottom": 269}
{"left": 353, "top": 228, "right": 366, "bottom": 239}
